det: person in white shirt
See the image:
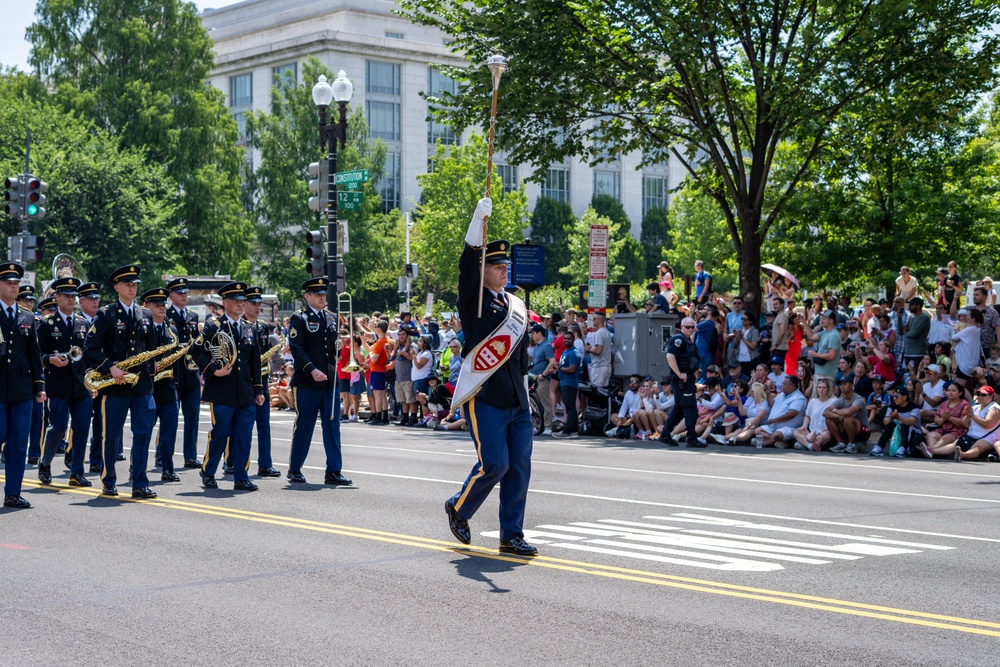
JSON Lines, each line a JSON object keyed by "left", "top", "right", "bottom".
{"left": 928, "top": 302, "right": 955, "bottom": 346}
{"left": 792, "top": 378, "right": 836, "bottom": 451}
{"left": 918, "top": 364, "right": 946, "bottom": 422}
{"left": 766, "top": 356, "right": 786, "bottom": 393}
{"left": 752, "top": 375, "right": 807, "bottom": 448}
{"left": 612, "top": 374, "right": 643, "bottom": 434}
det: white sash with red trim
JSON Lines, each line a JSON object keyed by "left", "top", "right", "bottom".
{"left": 451, "top": 292, "right": 527, "bottom": 408}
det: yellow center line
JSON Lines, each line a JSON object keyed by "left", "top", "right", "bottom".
{"left": 8, "top": 475, "right": 1000, "bottom": 637}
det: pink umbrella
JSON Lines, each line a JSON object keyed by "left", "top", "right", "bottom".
{"left": 761, "top": 264, "right": 800, "bottom": 289}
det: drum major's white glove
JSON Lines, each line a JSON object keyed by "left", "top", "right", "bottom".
{"left": 464, "top": 198, "right": 493, "bottom": 247}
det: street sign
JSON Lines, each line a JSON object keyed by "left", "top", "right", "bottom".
{"left": 511, "top": 243, "right": 545, "bottom": 288}
{"left": 337, "top": 191, "right": 364, "bottom": 211}
{"left": 588, "top": 253, "right": 608, "bottom": 280}
{"left": 335, "top": 169, "right": 370, "bottom": 191}
{"left": 589, "top": 224, "right": 609, "bottom": 252}
{"left": 588, "top": 279, "right": 607, "bottom": 307}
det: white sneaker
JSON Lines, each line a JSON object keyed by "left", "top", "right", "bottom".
{"left": 542, "top": 428, "right": 553, "bottom": 436}
{"left": 751, "top": 437, "right": 763, "bottom": 449}
{"left": 893, "top": 447, "right": 906, "bottom": 458}
{"left": 348, "top": 414, "right": 357, "bottom": 422}
{"left": 869, "top": 445, "right": 884, "bottom": 457}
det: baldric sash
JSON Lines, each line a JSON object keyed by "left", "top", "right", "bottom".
{"left": 451, "top": 292, "right": 527, "bottom": 408}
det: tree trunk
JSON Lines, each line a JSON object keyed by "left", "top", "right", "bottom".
{"left": 738, "top": 224, "right": 763, "bottom": 323}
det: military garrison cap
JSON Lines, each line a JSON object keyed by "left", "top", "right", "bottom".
{"left": 165, "top": 277, "right": 190, "bottom": 293}
{"left": 219, "top": 281, "right": 248, "bottom": 301}
{"left": 301, "top": 277, "right": 329, "bottom": 294}
{"left": 244, "top": 286, "right": 263, "bottom": 303}
{"left": 1, "top": 263, "right": 25, "bottom": 282}
{"left": 109, "top": 265, "right": 141, "bottom": 284}
{"left": 51, "top": 277, "right": 82, "bottom": 295}
{"left": 141, "top": 287, "right": 170, "bottom": 304}
{"left": 484, "top": 239, "right": 511, "bottom": 265}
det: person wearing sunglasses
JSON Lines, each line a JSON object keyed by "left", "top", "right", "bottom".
{"left": 659, "top": 318, "right": 704, "bottom": 447}
{"left": 957, "top": 386, "right": 1000, "bottom": 462}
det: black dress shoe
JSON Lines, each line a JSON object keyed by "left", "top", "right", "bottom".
{"left": 154, "top": 457, "right": 162, "bottom": 468}
{"left": 131, "top": 487, "right": 157, "bottom": 499}
{"left": 200, "top": 471, "right": 218, "bottom": 489}
{"left": 116, "top": 453, "right": 126, "bottom": 461}
{"left": 3, "top": 495, "right": 31, "bottom": 509}
{"left": 222, "top": 464, "right": 234, "bottom": 475}
{"left": 658, "top": 433, "right": 678, "bottom": 446}
{"left": 63, "top": 455, "right": 71, "bottom": 469}
{"left": 183, "top": 459, "right": 202, "bottom": 469}
{"left": 257, "top": 467, "right": 281, "bottom": 477}
{"left": 56, "top": 443, "right": 67, "bottom": 454}
{"left": 234, "top": 480, "right": 259, "bottom": 491}
{"left": 101, "top": 486, "right": 119, "bottom": 496}
{"left": 161, "top": 471, "right": 180, "bottom": 482}
{"left": 287, "top": 472, "right": 307, "bottom": 484}
{"left": 445, "top": 500, "right": 471, "bottom": 545}
{"left": 68, "top": 475, "right": 92, "bottom": 487}
{"left": 38, "top": 464, "right": 53, "bottom": 485}
{"left": 324, "top": 471, "right": 352, "bottom": 486}
{"left": 27, "top": 456, "right": 39, "bottom": 465}
{"left": 499, "top": 537, "right": 538, "bottom": 556}
{"left": 89, "top": 464, "right": 103, "bottom": 474}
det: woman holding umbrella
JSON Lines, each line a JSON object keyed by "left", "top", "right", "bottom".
{"left": 762, "top": 264, "right": 798, "bottom": 304}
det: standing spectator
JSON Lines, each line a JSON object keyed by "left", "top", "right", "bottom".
{"left": 733, "top": 313, "right": 760, "bottom": 378}
{"left": 553, "top": 330, "right": 581, "bottom": 439}
{"left": 585, "top": 311, "right": 613, "bottom": 388}
{"left": 982, "top": 277, "right": 997, "bottom": 306}
{"left": 895, "top": 266, "right": 919, "bottom": 301}
{"left": 928, "top": 302, "right": 955, "bottom": 347}
{"left": 694, "top": 260, "right": 712, "bottom": 305}
{"left": 970, "top": 285, "right": 1000, "bottom": 357}
{"left": 808, "top": 311, "right": 841, "bottom": 382}
{"left": 366, "top": 321, "right": 391, "bottom": 425}
{"left": 393, "top": 326, "right": 418, "bottom": 426}
{"left": 951, "top": 309, "right": 983, "bottom": 387}
{"left": 695, "top": 306, "right": 720, "bottom": 376}
{"left": 529, "top": 323, "right": 556, "bottom": 436}
{"left": 859, "top": 299, "right": 876, "bottom": 340}
{"left": 725, "top": 296, "right": 746, "bottom": 342}
{"left": 658, "top": 261, "right": 674, "bottom": 286}
{"left": 784, "top": 309, "right": 810, "bottom": 377}
{"left": 887, "top": 297, "right": 910, "bottom": 375}
{"left": 944, "top": 261, "right": 963, "bottom": 315}
{"left": 411, "top": 335, "right": 435, "bottom": 419}
{"left": 771, "top": 297, "right": 789, "bottom": 360}
{"left": 902, "top": 297, "right": 931, "bottom": 375}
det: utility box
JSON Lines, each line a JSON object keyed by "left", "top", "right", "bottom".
{"left": 613, "top": 311, "right": 678, "bottom": 379}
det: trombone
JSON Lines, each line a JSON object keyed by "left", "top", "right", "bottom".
{"left": 339, "top": 292, "right": 362, "bottom": 373}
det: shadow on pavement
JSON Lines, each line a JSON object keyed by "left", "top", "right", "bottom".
{"left": 449, "top": 552, "right": 532, "bottom": 593}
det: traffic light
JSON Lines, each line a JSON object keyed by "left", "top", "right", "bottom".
{"left": 307, "top": 160, "right": 329, "bottom": 213}
{"left": 25, "top": 175, "right": 46, "bottom": 219}
{"left": 4, "top": 175, "right": 24, "bottom": 219}
{"left": 305, "top": 229, "right": 325, "bottom": 277}
{"left": 25, "top": 235, "right": 43, "bottom": 263}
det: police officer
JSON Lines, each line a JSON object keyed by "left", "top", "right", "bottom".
{"left": 658, "top": 316, "right": 705, "bottom": 447}
{"left": 0, "top": 263, "right": 47, "bottom": 508}
{"left": 444, "top": 198, "right": 536, "bottom": 556}
{"left": 240, "top": 286, "right": 280, "bottom": 477}
{"left": 83, "top": 265, "right": 159, "bottom": 498}
{"left": 77, "top": 281, "right": 108, "bottom": 474}
{"left": 36, "top": 277, "right": 93, "bottom": 487}
{"left": 286, "top": 277, "right": 351, "bottom": 486}
{"left": 165, "top": 277, "right": 202, "bottom": 468}
{"left": 189, "top": 281, "right": 264, "bottom": 492}
{"left": 142, "top": 287, "right": 182, "bottom": 482}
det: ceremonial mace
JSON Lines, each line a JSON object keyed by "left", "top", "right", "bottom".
{"left": 478, "top": 52, "right": 508, "bottom": 317}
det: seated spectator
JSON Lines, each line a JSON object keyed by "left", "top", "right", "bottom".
{"left": 853, "top": 360, "right": 873, "bottom": 402}
{"left": 274, "top": 362, "right": 295, "bottom": 411}
{"left": 921, "top": 382, "right": 969, "bottom": 458}
{"left": 870, "top": 385, "right": 921, "bottom": 457}
{"left": 934, "top": 341, "right": 953, "bottom": 380}
{"left": 722, "top": 363, "right": 749, "bottom": 392}
{"left": 693, "top": 378, "right": 728, "bottom": 443}
{"left": 918, "top": 364, "right": 947, "bottom": 422}
{"left": 796, "top": 359, "right": 815, "bottom": 400}
{"left": 834, "top": 356, "right": 854, "bottom": 390}
{"left": 952, "top": 308, "right": 984, "bottom": 387}
{"left": 957, "top": 386, "right": 1000, "bottom": 461}
{"left": 751, "top": 375, "right": 807, "bottom": 448}
{"left": 866, "top": 374, "right": 889, "bottom": 426}
{"left": 751, "top": 363, "right": 773, "bottom": 393}
{"left": 858, "top": 338, "right": 896, "bottom": 385}
{"left": 612, "top": 374, "right": 643, "bottom": 435}
{"left": 634, "top": 379, "right": 669, "bottom": 436}
{"left": 724, "top": 382, "right": 772, "bottom": 444}
{"left": 825, "top": 377, "right": 871, "bottom": 453}
{"left": 767, "top": 356, "right": 786, "bottom": 392}
{"left": 417, "top": 374, "right": 452, "bottom": 427}
{"left": 792, "top": 377, "right": 835, "bottom": 451}
{"left": 434, "top": 405, "right": 468, "bottom": 431}
{"left": 646, "top": 283, "right": 671, "bottom": 314}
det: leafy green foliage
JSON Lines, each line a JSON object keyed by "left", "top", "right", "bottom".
{"left": 559, "top": 208, "right": 636, "bottom": 287}
{"left": 528, "top": 197, "right": 575, "bottom": 289}
{"left": 664, "top": 184, "right": 736, "bottom": 297}
{"left": 640, "top": 206, "right": 670, "bottom": 278}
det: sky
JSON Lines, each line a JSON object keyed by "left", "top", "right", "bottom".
{"left": 0, "top": 0, "right": 241, "bottom": 73}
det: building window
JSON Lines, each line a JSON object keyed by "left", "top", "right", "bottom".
{"left": 642, "top": 174, "right": 669, "bottom": 214}
{"left": 366, "top": 61, "right": 400, "bottom": 96}
{"left": 367, "top": 101, "right": 401, "bottom": 141}
{"left": 271, "top": 63, "right": 297, "bottom": 86}
{"left": 496, "top": 164, "right": 519, "bottom": 193}
{"left": 541, "top": 167, "right": 570, "bottom": 202}
{"left": 233, "top": 111, "right": 248, "bottom": 144}
{"left": 427, "top": 68, "right": 460, "bottom": 147}
{"left": 385, "top": 31, "right": 405, "bottom": 39}
{"left": 377, "top": 152, "right": 401, "bottom": 213}
{"left": 593, "top": 170, "right": 621, "bottom": 201}
{"left": 229, "top": 73, "right": 252, "bottom": 108}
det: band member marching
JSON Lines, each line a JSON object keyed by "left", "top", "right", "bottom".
{"left": 165, "top": 278, "right": 203, "bottom": 468}
{"left": 76, "top": 282, "right": 108, "bottom": 474}
{"left": 0, "top": 263, "right": 46, "bottom": 509}
{"left": 82, "top": 265, "right": 159, "bottom": 499}
{"left": 240, "top": 285, "right": 281, "bottom": 477}
{"left": 24, "top": 288, "right": 48, "bottom": 466}
{"left": 143, "top": 288, "right": 181, "bottom": 482}
{"left": 36, "top": 277, "right": 93, "bottom": 487}
{"left": 286, "top": 277, "right": 352, "bottom": 487}
{"left": 189, "top": 281, "right": 264, "bottom": 492}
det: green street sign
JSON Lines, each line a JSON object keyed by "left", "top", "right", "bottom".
{"left": 337, "top": 190, "right": 364, "bottom": 211}
{"left": 336, "top": 169, "right": 370, "bottom": 191}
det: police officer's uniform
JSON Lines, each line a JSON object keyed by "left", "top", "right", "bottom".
{"left": 659, "top": 325, "right": 701, "bottom": 446}
{"left": 189, "top": 281, "right": 262, "bottom": 492}
{"left": 444, "top": 199, "right": 536, "bottom": 556}
{"left": 165, "top": 278, "right": 202, "bottom": 467}
{"left": 82, "top": 265, "right": 158, "bottom": 498}
{"left": 1, "top": 264, "right": 46, "bottom": 508}
{"left": 286, "top": 277, "right": 351, "bottom": 486}
{"left": 37, "top": 277, "right": 93, "bottom": 487}
{"left": 142, "top": 288, "right": 182, "bottom": 482}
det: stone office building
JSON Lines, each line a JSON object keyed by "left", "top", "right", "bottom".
{"left": 200, "top": 0, "right": 685, "bottom": 234}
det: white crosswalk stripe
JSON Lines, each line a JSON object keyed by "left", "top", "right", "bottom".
{"left": 482, "top": 511, "right": 954, "bottom": 572}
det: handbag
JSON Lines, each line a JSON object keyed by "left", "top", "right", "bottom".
{"left": 958, "top": 407, "right": 1000, "bottom": 451}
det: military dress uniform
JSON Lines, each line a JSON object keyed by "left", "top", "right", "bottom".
{"left": 0, "top": 263, "right": 46, "bottom": 508}
{"left": 165, "top": 278, "right": 202, "bottom": 467}
{"left": 659, "top": 325, "right": 701, "bottom": 446}
{"left": 26, "top": 290, "right": 51, "bottom": 464}
{"left": 189, "top": 281, "right": 262, "bottom": 492}
{"left": 36, "top": 277, "right": 93, "bottom": 487}
{"left": 444, "top": 199, "right": 536, "bottom": 556}
{"left": 0, "top": 284, "right": 37, "bottom": 467}
{"left": 82, "top": 265, "right": 158, "bottom": 498}
{"left": 286, "top": 277, "right": 351, "bottom": 486}
{"left": 142, "top": 288, "right": 182, "bottom": 482}
{"left": 76, "top": 281, "right": 110, "bottom": 473}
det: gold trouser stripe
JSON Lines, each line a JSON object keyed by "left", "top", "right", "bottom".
{"left": 99, "top": 395, "right": 109, "bottom": 485}
{"left": 453, "top": 397, "right": 484, "bottom": 512}
{"left": 202, "top": 404, "right": 216, "bottom": 474}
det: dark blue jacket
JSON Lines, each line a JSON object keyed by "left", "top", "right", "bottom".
{"left": 37, "top": 311, "right": 89, "bottom": 400}
{"left": 288, "top": 307, "right": 338, "bottom": 391}
{"left": 189, "top": 316, "right": 262, "bottom": 407}
{"left": 0, "top": 305, "right": 45, "bottom": 401}
{"left": 83, "top": 301, "right": 156, "bottom": 397}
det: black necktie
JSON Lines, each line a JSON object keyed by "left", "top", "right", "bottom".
{"left": 157, "top": 324, "right": 164, "bottom": 340}
{"left": 6, "top": 306, "right": 13, "bottom": 322}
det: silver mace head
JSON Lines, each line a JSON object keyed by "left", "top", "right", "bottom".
{"left": 487, "top": 53, "right": 508, "bottom": 89}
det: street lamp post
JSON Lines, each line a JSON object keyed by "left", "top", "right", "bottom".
{"left": 312, "top": 70, "right": 353, "bottom": 316}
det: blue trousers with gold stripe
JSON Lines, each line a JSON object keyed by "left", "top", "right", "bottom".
{"left": 1, "top": 399, "right": 34, "bottom": 496}
{"left": 203, "top": 403, "right": 254, "bottom": 483}
{"left": 42, "top": 395, "right": 92, "bottom": 477}
{"left": 100, "top": 393, "right": 155, "bottom": 489}
{"left": 27, "top": 398, "right": 46, "bottom": 460}
{"left": 449, "top": 398, "right": 533, "bottom": 542}
{"left": 224, "top": 400, "right": 273, "bottom": 472}
{"left": 289, "top": 387, "right": 342, "bottom": 474}
{"left": 153, "top": 398, "right": 180, "bottom": 474}
{"left": 179, "top": 386, "right": 201, "bottom": 462}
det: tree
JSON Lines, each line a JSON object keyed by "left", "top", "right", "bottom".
{"left": 664, "top": 184, "right": 737, "bottom": 298}
{"left": 27, "top": 0, "right": 253, "bottom": 275}
{"left": 560, "top": 207, "right": 635, "bottom": 288}
{"left": 414, "top": 134, "right": 529, "bottom": 296}
{"left": 640, "top": 206, "right": 670, "bottom": 278}
{"left": 399, "top": 0, "right": 1000, "bottom": 312}
{"left": 529, "top": 197, "right": 575, "bottom": 289}
{"left": 590, "top": 194, "right": 628, "bottom": 228}
{"left": 0, "top": 73, "right": 181, "bottom": 293}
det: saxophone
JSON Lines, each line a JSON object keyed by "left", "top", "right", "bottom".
{"left": 84, "top": 337, "right": 179, "bottom": 392}
{"left": 154, "top": 330, "right": 192, "bottom": 383}
{"left": 260, "top": 331, "right": 285, "bottom": 369}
